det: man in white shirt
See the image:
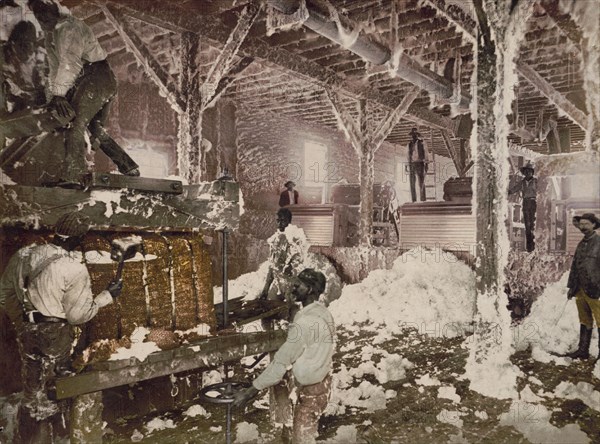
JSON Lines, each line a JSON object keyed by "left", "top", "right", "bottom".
{"left": 0, "top": 212, "right": 122, "bottom": 443}
{"left": 234, "top": 268, "right": 335, "bottom": 444}
{"left": 28, "top": 0, "right": 139, "bottom": 186}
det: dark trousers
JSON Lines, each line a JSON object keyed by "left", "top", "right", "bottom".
{"left": 16, "top": 321, "right": 74, "bottom": 443}
{"left": 63, "top": 60, "right": 138, "bottom": 180}
{"left": 409, "top": 162, "right": 426, "bottom": 202}
{"left": 522, "top": 198, "right": 536, "bottom": 252}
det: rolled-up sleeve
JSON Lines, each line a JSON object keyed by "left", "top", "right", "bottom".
{"left": 62, "top": 263, "right": 112, "bottom": 325}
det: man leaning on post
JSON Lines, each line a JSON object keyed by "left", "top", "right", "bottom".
{"left": 233, "top": 268, "right": 335, "bottom": 444}
{"left": 564, "top": 213, "right": 600, "bottom": 361}
{"left": 0, "top": 213, "right": 122, "bottom": 443}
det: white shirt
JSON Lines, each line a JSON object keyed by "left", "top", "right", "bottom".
{"left": 288, "top": 191, "right": 295, "bottom": 205}
{"left": 45, "top": 15, "right": 106, "bottom": 98}
{"left": 253, "top": 302, "right": 335, "bottom": 389}
{"left": 0, "top": 243, "right": 112, "bottom": 325}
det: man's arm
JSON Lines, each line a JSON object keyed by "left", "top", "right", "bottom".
{"left": 62, "top": 265, "right": 113, "bottom": 324}
{"left": 508, "top": 179, "right": 523, "bottom": 195}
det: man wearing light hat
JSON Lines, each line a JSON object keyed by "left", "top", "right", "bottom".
{"left": 509, "top": 160, "right": 537, "bottom": 252}
{"left": 565, "top": 213, "right": 600, "bottom": 360}
{"left": 0, "top": 212, "right": 122, "bottom": 442}
{"left": 234, "top": 268, "right": 335, "bottom": 443}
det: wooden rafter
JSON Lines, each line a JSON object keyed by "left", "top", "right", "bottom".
{"left": 371, "top": 86, "right": 420, "bottom": 150}
{"left": 539, "top": 0, "right": 583, "bottom": 47}
{"left": 99, "top": 3, "right": 185, "bottom": 114}
{"left": 324, "top": 89, "right": 362, "bottom": 152}
{"left": 516, "top": 61, "right": 588, "bottom": 131}
{"left": 440, "top": 129, "right": 468, "bottom": 177}
{"left": 205, "top": 57, "right": 255, "bottom": 110}
{"left": 200, "top": 3, "right": 261, "bottom": 110}
{"left": 424, "top": 0, "right": 477, "bottom": 41}
{"left": 105, "top": 0, "right": 457, "bottom": 133}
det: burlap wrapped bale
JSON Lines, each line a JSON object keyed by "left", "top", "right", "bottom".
{"left": 109, "top": 234, "right": 146, "bottom": 338}
{"left": 142, "top": 234, "right": 172, "bottom": 329}
{"left": 82, "top": 235, "right": 119, "bottom": 340}
{"left": 167, "top": 235, "right": 196, "bottom": 331}
{"left": 188, "top": 235, "right": 217, "bottom": 333}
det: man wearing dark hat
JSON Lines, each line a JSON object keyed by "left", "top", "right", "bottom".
{"left": 0, "top": 212, "right": 122, "bottom": 442}
{"left": 509, "top": 160, "right": 537, "bottom": 252}
{"left": 234, "top": 268, "right": 335, "bottom": 443}
{"left": 407, "top": 127, "right": 429, "bottom": 202}
{"left": 279, "top": 180, "right": 299, "bottom": 207}
{"left": 565, "top": 213, "right": 600, "bottom": 360}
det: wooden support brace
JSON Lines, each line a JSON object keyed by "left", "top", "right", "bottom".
{"left": 324, "top": 89, "right": 362, "bottom": 152}
{"left": 204, "top": 57, "right": 255, "bottom": 110}
{"left": 516, "top": 61, "right": 588, "bottom": 131}
{"left": 99, "top": 4, "right": 185, "bottom": 114}
{"left": 370, "top": 86, "right": 420, "bottom": 151}
{"left": 201, "top": 3, "right": 261, "bottom": 110}
{"left": 440, "top": 129, "right": 467, "bottom": 177}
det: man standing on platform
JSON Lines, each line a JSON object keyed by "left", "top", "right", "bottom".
{"left": 509, "top": 161, "right": 537, "bottom": 252}
{"left": 407, "top": 128, "right": 428, "bottom": 202}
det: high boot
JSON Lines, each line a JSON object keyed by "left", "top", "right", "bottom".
{"left": 567, "top": 324, "right": 592, "bottom": 359}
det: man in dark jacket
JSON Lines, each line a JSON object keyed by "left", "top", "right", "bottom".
{"left": 565, "top": 213, "right": 600, "bottom": 360}
{"left": 407, "top": 128, "right": 428, "bottom": 202}
{"left": 509, "top": 161, "right": 537, "bottom": 252}
{"left": 279, "top": 181, "right": 299, "bottom": 207}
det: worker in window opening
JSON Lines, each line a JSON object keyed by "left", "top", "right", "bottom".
{"left": 234, "top": 269, "right": 335, "bottom": 444}
{"left": 27, "top": 0, "right": 140, "bottom": 187}
{"left": 564, "top": 213, "right": 600, "bottom": 361}
{"left": 259, "top": 208, "right": 307, "bottom": 301}
{"left": 279, "top": 180, "right": 299, "bottom": 207}
{"left": 508, "top": 161, "right": 537, "bottom": 252}
{"left": 407, "top": 127, "right": 428, "bottom": 202}
{"left": 0, "top": 213, "right": 122, "bottom": 443}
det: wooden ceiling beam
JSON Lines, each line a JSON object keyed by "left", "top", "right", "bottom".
{"left": 109, "top": 0, "right": 457, "bottom": 132}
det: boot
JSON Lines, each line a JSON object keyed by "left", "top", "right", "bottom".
{"left": 567, "top": 324, "right": 592, "bottom": 359}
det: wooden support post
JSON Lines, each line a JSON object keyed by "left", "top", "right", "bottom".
{"left": 70, "top": 392, "right": 103, "bottom": 443}
{"left": 357, "top": 99, "right": 374, "bottom": 247}
{"left": 179, "top": 32, "right": 202, "bottom": 182}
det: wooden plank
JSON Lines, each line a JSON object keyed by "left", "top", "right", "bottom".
{"left": 85, "top": 173, "right": 183, "bottom": 194}
{"left": 52, "top": 330, "right": 287, "bottom": 400}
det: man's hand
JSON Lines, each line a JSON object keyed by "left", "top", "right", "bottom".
{"left": 107, "top": 280, "right": 123, "bottom": 298}
{"left": 567, "top": 288, "right": 576, "bottom": 300}
{"left": 232, "top": 386, "right": 259, "bottom": 409}
{"left": 49, "top": 96, "right": 74, "bottom": 120}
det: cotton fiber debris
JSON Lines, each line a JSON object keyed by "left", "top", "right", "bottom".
{"left": 329, "top": 249, "right": 476, "bottom": 334}
{"left": 514, "top": 272, "right": 599, "bottom": 362}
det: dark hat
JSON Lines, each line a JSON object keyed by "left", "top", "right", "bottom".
{"left": 520, "top": 161, "right": 534, "bottom": 174}
{"left": 297, "top": 268, "right": 326, "bottom": 295}
{"left": 410, "top": 127, "right": 418, "bottom": 133}
{"left": 54, "top": 213, "right": 91, "bottom": 238}
{"left": 574, "top": 213, "right": 600, "bottom": 229}
{"left": 284, "top": 181, "right": 296, "bottom": 188}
